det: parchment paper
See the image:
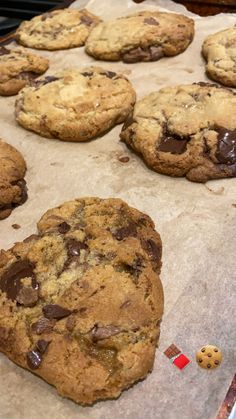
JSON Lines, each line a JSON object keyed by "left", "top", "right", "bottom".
{"left": 0, "top": 1, "right": 236, "bottom": 418}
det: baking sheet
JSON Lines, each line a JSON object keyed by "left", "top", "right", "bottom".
{"left": 0, "top": 1, "right": 236, "bottom": 418}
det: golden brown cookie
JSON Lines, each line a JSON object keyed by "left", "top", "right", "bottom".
{"left": 0, "top": 197, "right": 164, "bottom": 405}
{"left": 0, "top": 46, "right": 49, "bottom": 96}
{"left": 15, "top": 9, "right": 101, "bottom": 50}
{"left": 202, "top": 26, "right": 236, "bottom": 88}
{"left": 0, "top": 139, "right": 27, "bottom": 220}
{"left": 120, "top": 82, "right": 236, "bottom": 183}
{"left": 85, "top": 10, "right": 194, "bottom": 63}
{"left": 196, "top": 345, "right": 222, "bottom": 369}
{"left": 15, "top": 67, "right": 136, "bottom": 142}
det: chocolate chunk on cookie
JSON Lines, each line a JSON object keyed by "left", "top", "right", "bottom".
{"left": 0, "top": 139, "right": 27, "bottom": 219}
{"left": 0, "top": 197, "right": 163, "bottom": 405}
{"left": 15, "top": 67, "right": 136, "bottom": 142}
{"left": 15, "top": 9, "right": 101, "bottom": 50}
{"left": 0, "top": 47, "right": 49, "bottom": 96}
{"left": 120, "top": 83, "right": 236, "bottom": 182}
{"left": 85, "top": 11, "right": 194, "bottom": 62}
{"left": 202, "top": 26, "right": 236, "bottom": 88}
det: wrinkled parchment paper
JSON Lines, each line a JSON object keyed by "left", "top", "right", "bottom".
{"left": 0, "top": 1, "right": 236, "bottom": 418}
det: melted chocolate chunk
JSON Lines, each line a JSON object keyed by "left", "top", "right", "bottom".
{"left": 122, "top": 114, "right": 135, "bottom": 131}
{"left": 158, "top": 132, "right": 188, "bottom": 155}
{"left": 91, "top": 325, "right": 121, "bottom": 341}
{"left": 16, "top": 286, "right": 39, "bottom": 307}
{"left": 100, "top": 71, "right": 117, "bottom": 79}
{"left": 80, "top": 15, "right": 94, "bottom": 26}
{"left": 43, "top": 304, "right": 72, "bottom": 320}
{"left": 36, "top": 339, "right": 50, "bottom": 354}
{"left": 122, "top": 46, "right": 163, "bottom": 63}
{"left": 81, "top": 71, "right": 93, "bottom": 77}
{"left": 31, "top": 317, "right": 55, "bottom": 335}
{"left": 215, "top": 126, "right": 236, "bottom": 164}
{"left": 0, "top": 46, "right": 10, "bottom": 56}
{"left": 114, "top": 221, "right": 137, "bottom": 241}
{"left": 58, "top": 221, "right": 71, "bottom": 234}
{"left": 66, "top": 238, "right": 88, "bottom": 257}
{"left": 26, "top": 349, "right": 42, "bottom": 369}
{"left": 33, "top": 76, "right": 59, "bottom": 88}
{"left": 0, "top": 260, "right": 37, "bottom": 302}
{"left": 144, "top": 17, "right": 159, "bottom": 26}
{"left": 142, "top": 239, "right": 161, "bottom": 263}
{"left": 17, "top": 71, "right": 38, "bottom": 81}
{"left": 10, "top": 179, "right": 28, "bottom": 205}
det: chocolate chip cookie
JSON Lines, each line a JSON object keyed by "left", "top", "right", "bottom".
{"left": 0, "top": 139, "right": 27, "bottom": 220}
{"left": 0, "top": 197, "right": 163, "bottom": 405}
{"left": 85, "top": 10, "right": 194, "bottom": 63}
{"left": 0, "top": 46, "right": 49, "bottom": 96}
{"left": 120, "top": 83, "right": 236, "bottom": 183}
{"left": 15, "top": 9, "right": 101, "bottom": 50}
{"left": 202, "top": 26, "right": 236, "bottom": 88}
{"left": 15, "top": 67, "right": 136, "bottom": 142}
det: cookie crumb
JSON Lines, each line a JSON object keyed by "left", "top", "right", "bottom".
{"left": 118, "top": 156, "right": 130, "bottom": 163}
{"left": 12, "top": 223, "right": 21, "bottom": 230}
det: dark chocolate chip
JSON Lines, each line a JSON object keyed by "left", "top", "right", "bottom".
{"left": 207, "top": 364, "right": 211, "bottom": 369}
{"left": 207, "top": 353, "right": 212, "bottom": 357}
{"left": 36, "top": 339, "right": 50, "bottom": 354}
{"left": 214, "top": 360, "right": 219, "bottom": 365}
{"left": 80, "top": 15, "right": 94, "bottom": 26}
{"left": 0, "top": 46, "right": 10, "bottom": 56}
{"left": 114, "top": 221, "right": 137, "bottom": 241}
{"left": 81, "top": 71, "right": 93, "bottom": 77}
{"left": 43, "top": 304, "right": 72, "bottom": 320}
{"left": 0, "top": 260, "right": 36, "bottom": 301}
{"left": 11, "top": 179, "right": 28, "bottom": 205}
{"left": 31, "top": 317, "right": 55, "bottom": 335}
{"left": 26, "top": 349, "right": 42, "bottom": 369}
{"left": 66, "top": 238, "right": 88, "bottom": 257}
{"left": 201, "top": 348, "right": 206, "bottom": 352}
{"left": 144, "top": 17, "right": 159, "bottom": 26}
{"left": 198, "top": 358, "right": 202, "bottom": 363}
{"left": 91, "top": 325, "right": 121, "bottom": 341}
{"left": 214, "top": 348, "right": 218, "bottom": 352}
{"left": 33, "top": 76, "right": 59, "bottom": 88}
{"left": 158, "top": 132, "right": 188, "bottom": 155}
{"left": 215, "top": 126, "right": 236, "bottom": 164}
{"left": 142, "top": 238, "right": 161, "bottom": 263}
{"left": 100, "top": 71, "right": 117, "bottom": 79}
{"left": 58, "top": 221, "right": 71, "bottom": 234}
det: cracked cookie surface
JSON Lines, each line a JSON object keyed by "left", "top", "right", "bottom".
{"left": 0, "top": 139, "right": 27, "bottom": 220}
{"left": 202, "top": 26, "right": 236, "bottom": 88}
{"left": 0, "top": 197, "right": 163, "bottom": 405}
{"left": 120, "top": 83, "right": 236, "bottom": 183}
{"left": 0, "top": 46, "right": 49, "bottom": 96}
{"left": 15, "top": 9, "right": 101, "bottom": 50}
{"left": 85, "top": 10, "right": 194, "bottom": 63}
{"left": 15, "top": 67, "right": 136, "bottom": 142}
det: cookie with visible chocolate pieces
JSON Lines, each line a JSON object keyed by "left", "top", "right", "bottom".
{"left": 15, "top": 9, "right": 101, "bottom": 50}
{"left": 15, "top": 67, "right": 136, "bottom": 142}
{"left": 0, "top": 46, "right": 49, "bottom": 96}
{"left": 121, "top": 83, "right": 236, "bottom": 183}
{"left": 85, "top": 10, "right": 194, "bottom": 63}
{"left": 202, "top": 26, "right": 236, "bottom": 88}
{"left": 0, "top": 197, "right": 163, "bottom": 405}
{"left": 0, "top": 139, "right": 27, "bottom": 220}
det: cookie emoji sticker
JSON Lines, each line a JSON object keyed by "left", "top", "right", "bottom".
{"left": 196, "top": 345, "right": 222, "bottom": 369}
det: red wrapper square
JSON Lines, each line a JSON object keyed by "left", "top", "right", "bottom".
{"left": 173, "top": 354, "right": 190, "bottom": 370}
